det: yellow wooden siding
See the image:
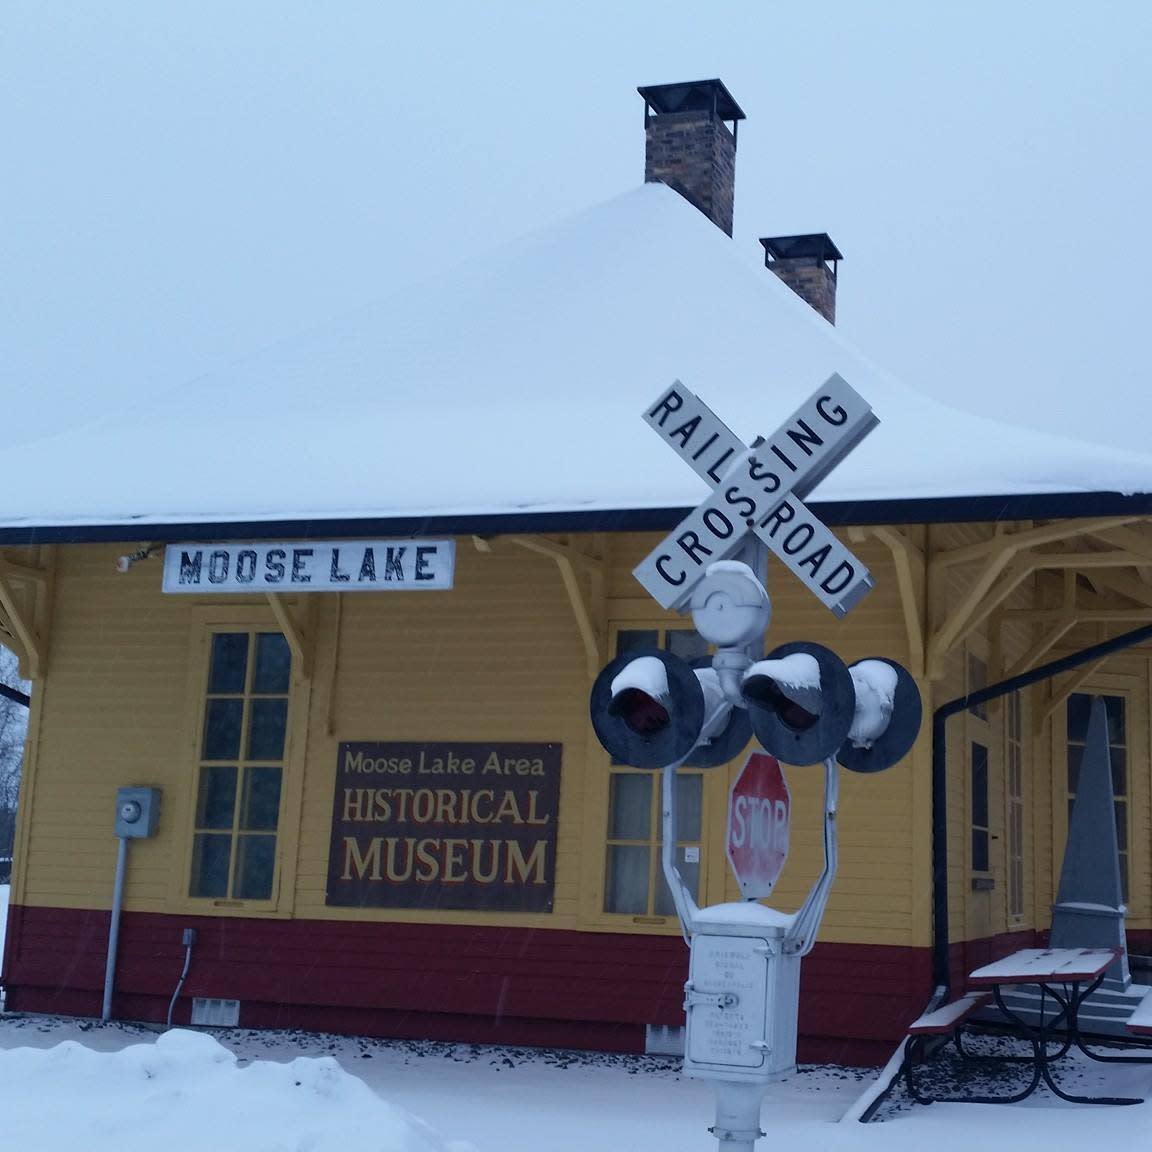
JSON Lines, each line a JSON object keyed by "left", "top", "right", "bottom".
{"left": 15, "top": 527, "right": 925, "bottom": 951}
{"left": 931, "top": 523, "right": 1002, "bottom": 948}
{"left": 18, "top": 541, "right": 595, "bottom": 931}
{"left": 19, "top": 545, "right": 198, "bottom": 911}
{"left": 293, "top": 541, "right": 592, "bottom": 927}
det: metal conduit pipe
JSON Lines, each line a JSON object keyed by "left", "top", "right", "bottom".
{"left": 932, "top": 619, "right": 1152, "bottom": 996}
{"left": 102, "top": 836, "right": 129, "bottom": 1021}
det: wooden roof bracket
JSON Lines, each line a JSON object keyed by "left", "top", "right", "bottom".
{"left": 850, "top": 525, "right": 925, "bottom": 679}
{"left": 266, "top": 592, "right": 311, "bottom": 682}
{"left": 1041, "top": 651, "right": 1114, "bottom": 725}
{"left": 507, "top": 535, "right": 605, "bottom": 677}
{"left": 1002, "top": 571, "right": 1078, "bottom": 679}
{"left": 926, "top": 517, "right": 1145, "bottom": 681}
{"left": 0, "top": 548, "right": 53, "bottom": 679}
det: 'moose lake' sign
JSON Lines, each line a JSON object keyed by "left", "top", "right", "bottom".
{"left": 162, "top": 540, "right": 455, "bottom": 593}
{"left": 326, "top": 741, "right": 561, "bottom": 912}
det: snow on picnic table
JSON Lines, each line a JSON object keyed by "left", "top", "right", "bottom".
{"left": 1, "top": 1012, "right": 1152, "bottom": 1152}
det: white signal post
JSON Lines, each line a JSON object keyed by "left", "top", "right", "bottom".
{"left": 630, "top": 376, "right": 879, "bottom": 1152}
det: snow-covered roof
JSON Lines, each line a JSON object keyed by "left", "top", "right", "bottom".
{"left": 5, "top": 182, "right": 1152, "bottom": 542}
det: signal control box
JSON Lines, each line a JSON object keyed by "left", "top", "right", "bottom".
{"left": 114, "top": 786, "right": 161, "bottom": 838}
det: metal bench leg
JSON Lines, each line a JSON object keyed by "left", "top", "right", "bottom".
{"left": 1000, "top": 981, "right": 1142, "bottom": 1106}
{"left": 906, "top": 1029, "right": 1043, "bottom": 1105}
{"left": 903, "top": 1035, "right": 937, "bottom": 1106}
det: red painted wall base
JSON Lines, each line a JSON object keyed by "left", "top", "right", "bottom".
{"left": 2, "top": 903, "right": 932, "bottom": 1066}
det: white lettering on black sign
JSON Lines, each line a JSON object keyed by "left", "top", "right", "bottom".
{"left": 163, "top": 540, "right": 455, "bottom": 594}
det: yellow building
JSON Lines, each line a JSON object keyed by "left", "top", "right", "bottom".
{"left": 4, "top": 80, "right": 1152, "bottom": 1063}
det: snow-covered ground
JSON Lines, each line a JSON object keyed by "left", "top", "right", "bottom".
{"left": 4, "top": 885, "right": 1152, "bottom": 1149}
{"left": 2, "top": 999, "right": 1152, "bottom": 1151}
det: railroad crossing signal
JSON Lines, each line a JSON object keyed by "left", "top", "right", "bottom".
{"left": 633, "top": 376, "right": 876, "bottom": 616}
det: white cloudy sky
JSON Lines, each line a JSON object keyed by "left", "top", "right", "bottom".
{"left": 4, "top": 1, "right": 1149, "bottom": 450}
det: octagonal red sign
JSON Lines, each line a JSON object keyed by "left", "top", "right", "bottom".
{"left": 726, "top": 751, "right": 791, "bottom": 899}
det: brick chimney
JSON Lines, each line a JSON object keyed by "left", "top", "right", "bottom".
{"left": 638, "top": 79, "right": 745, "bottom": 236}
{"left": 759, "top": 234, "right": 843, "bottom": 325}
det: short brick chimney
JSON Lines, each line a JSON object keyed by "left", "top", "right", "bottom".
{"left": 759, "top": 234, "right": 842, "bottom": 325}
{"left": 638, "top": 79, "right": 745, "bottom": 236}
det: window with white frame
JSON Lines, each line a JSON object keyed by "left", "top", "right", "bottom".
{"left": 1006, "top": 692, "right": 1025, "bottom": 918}
{"left": 603, "top": 627, "right": 708, "bottom": 917}
{"left": 966, "top": 649, "right": 992, "bottom": 878}
{"left": 971, "top": 741, "right": 990, "bottom": 874}
{"left": 190, "top": 631, "right": 291, "bottom": 901}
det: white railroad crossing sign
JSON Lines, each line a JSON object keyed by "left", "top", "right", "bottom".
{"left": 634, "top": 375, "right": 877, "bottom": 616}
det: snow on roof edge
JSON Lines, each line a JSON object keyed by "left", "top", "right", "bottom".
{"left": 4, "top": 489, "right": 1152, "bottom": 545}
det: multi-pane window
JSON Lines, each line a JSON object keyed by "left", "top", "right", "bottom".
{"left": 190, "top": 632, "right": 291, "bottom": 901}
{"left": 605, "top": 769, "right": 703, "bottom": 916}
{"left": 1006, "top": 693, "right": 1025, "bottom": 918}
{"left": 603, "top": 627, "right": 708, "bottom": 916}
{"left": 1066, "top": 693, "right": 1128, "bottom": 902}
{"left": 971, "top": 741, "right": 990, "bottom": 873}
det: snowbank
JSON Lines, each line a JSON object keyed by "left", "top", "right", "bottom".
{"left": 0, "top": 1028, "right": 473, "bottom": 1152}
{"left": 2, "top": 1016, "right": 1152, "bottom": 1152}
{"left": 0, "top": 883, "right": 8, "bottom": 960}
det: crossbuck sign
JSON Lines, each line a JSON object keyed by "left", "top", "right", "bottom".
{"left": 634, "top": 375, "right": 877, "bottom": 616}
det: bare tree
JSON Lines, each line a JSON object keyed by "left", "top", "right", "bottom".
{"left": 0, "top": 645, "right": 30, "bottom": 870}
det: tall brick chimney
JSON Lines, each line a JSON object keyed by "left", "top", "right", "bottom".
{"left": 759, "top": 234, "right": 843, "bottom": 325}
{"left": 638, "top": 79, "right": 745, "bottom": 236}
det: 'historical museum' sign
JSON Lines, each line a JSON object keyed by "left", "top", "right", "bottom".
{"left": 326, "top": 741, "right": 561, "bottom": 912}
{"left": 162, "top": 540, "right": 455, "bottom": 594}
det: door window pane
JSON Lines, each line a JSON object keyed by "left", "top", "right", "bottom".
{"left": 253, "top": 633, "right": 291, "bottom": 694}
{"left": 605, "top": 844, "right": 649, "bottom": 914}
{"left": 971, "top": 743, "right": 988, "bottom": 828}
{"left": 203, "top": 699, "right": 244, "bottom": 760}
{"left": 616, "top": 630, "right": 658, "bottom": 655}
{"left": 247, "top": 698, "right": 288, "bottom": 760}
{"left": 971, "top": 741, "right": 989, "bottom": 872}
{"left": 609, "top": 773, "right": 651, "bottom": 840}
{"left": 233, "top": 834, "right": 276, "bottom": 900}
{"left": 240, "top": 766, "right": 282, "bottom": 831}
{"left": 209, "top": 633, "right": 249, "bottom": 694}
{"left": 190, "top": 833, "right": 232, "bottom": 898}
{"left": 196, "top": 765, "right": 237, "bottom": 829}
{"left": 675, "top": 773, "right": 703, "bottom": 841}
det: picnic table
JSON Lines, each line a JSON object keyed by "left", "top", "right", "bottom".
{"left": 904, "top": 946, "right": 1152, "bottom": 1107}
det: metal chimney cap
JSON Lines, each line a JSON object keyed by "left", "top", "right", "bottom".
{"left": 760, "top": 233, "right": 843, "bottom": 263}
{"left": 637, "top": 79, "right": 746, "bottom": 123}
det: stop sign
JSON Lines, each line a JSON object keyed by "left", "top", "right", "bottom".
{"left": 726, "top": 751, "right": 791, "bottom": 899}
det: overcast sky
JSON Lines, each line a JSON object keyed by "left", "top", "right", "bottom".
{"left": 4, "top": 1, "right": 1149, "bottom": 452}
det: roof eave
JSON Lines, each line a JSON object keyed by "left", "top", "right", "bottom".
{"left": 2, "top": 491, "right": 1152, "bottom": 546}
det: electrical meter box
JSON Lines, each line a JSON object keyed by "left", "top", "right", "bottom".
{"left": 682, "top": 904, "right": 801, "bottom": 1084}
{"left": 115, "top": 787, "right": 161, "bottom": 838}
